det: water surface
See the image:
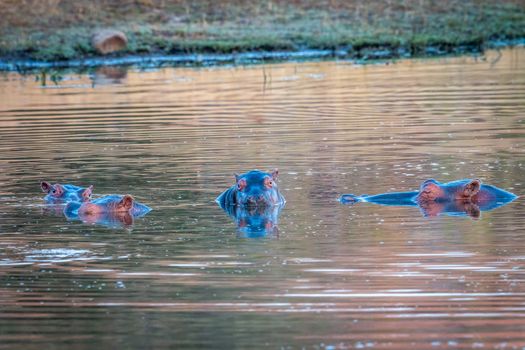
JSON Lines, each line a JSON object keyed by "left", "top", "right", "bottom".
{"left": 1, "top": 49, "right": 525, "bottom": 349}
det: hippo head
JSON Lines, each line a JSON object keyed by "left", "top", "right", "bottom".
{"left": 41, "top": 181, "right": 93, "bottom": 202}
{"left": 416, "top": 178, "right": 481, "bottom": 203}
{"left": 41, "top": 182, "right": 65, "bottom": 198}
{"left": 234, "top": 169, "right": 282, "bottom": 207}
{"left": 102, "top": 194, "right": 150, "bottom": 216}
{"left": 77, "top": 194, "right": 134, "bottom": 215}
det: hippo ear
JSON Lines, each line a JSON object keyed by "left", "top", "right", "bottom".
{"left": 419, "top": 179, "right": 439, "bottom": 191}
{"left": 237, "top": 178, "right": 247, "bottom": 191}
{"left": 462, "top": 179, "right": 481, "bottom": 198}
{"left": 271, "top": 169, "right": 279, "bottom": 180}
{"left": 120, "top": 195, "right": 134, "bottom": 210}
{"left": 41, "top": 181, "right": 52, "bottom": 193}
{"left": 234, "top": 173, "right": 240, "bottom": 182}
{"left": 417, "top": 179, "right": 442, "bottom": 202}
{"left": 420, "top": 179, "right": 440, "bottom": 193}
{"left": 81, "top": 185, "right": 93, "bottom": 201}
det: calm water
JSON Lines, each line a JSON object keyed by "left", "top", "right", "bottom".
{"left": 1, "top": 49, "right": 524, "bottom": 349}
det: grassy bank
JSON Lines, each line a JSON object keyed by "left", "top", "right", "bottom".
{"left": 1, "top": 0, "right": 525, "bottom": 64}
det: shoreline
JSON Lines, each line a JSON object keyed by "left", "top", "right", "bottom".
{"left": 2, "top": 1, "right": 524, "bottom": 73}
{"left": 1, "top": 39, "right": 523, "bottom": 73}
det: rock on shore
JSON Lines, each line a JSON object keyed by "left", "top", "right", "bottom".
{"left": 91, "top": 29, "right": 127, "bottom": 55}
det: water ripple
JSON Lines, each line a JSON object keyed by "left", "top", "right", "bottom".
{"left": 0, "top": 48, "right": 524, "bottom": 349}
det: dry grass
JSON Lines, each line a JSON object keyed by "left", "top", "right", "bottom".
{"left": 0, "top": 0, "right": 524, "bottom": 61}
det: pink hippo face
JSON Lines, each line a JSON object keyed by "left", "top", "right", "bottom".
{"left": 416, "top": 179, "right": 481, "bottom": 203}
{"left": 78, "top": 195, "right": 135, "bottom": 215}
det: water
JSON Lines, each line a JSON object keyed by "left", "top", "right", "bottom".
{"left": 1, "top": 48, "right": 524, "bottom": 349}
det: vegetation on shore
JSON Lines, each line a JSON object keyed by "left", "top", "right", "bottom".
{"left": 1, "top": 0, "right": 525, "bottom": 63}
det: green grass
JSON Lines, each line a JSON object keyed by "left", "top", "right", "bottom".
{"left": 1, "top": 0, "right": 524, "bottom": 62}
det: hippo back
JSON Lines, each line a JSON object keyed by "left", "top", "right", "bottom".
{"left": 216, "top": 186, "right": 238, "bottom": 207}
{"left": 340, "top": 191, "right": 419, "bottom": 206}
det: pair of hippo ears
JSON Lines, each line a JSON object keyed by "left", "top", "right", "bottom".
{"left": 419, "top": 178, "right": 482, "bottom": 195}
{"left": 234, "top": 169, "right": 279, "bottom": 182}
{"left": 40, "top": 181, "right": 65, "bottom": 196}
{"left": 40, "top": 181, "right": 93, "bottom": 200}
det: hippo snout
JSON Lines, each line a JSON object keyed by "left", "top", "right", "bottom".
{"left": 245, "top": 195, "right": 266, "bottom": 206}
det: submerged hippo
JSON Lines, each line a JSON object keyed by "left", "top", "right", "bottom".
{"left": 64, "top": 194, "right": 151, "bottom": 228}
{"left": 216, "top": 169, "right": 286, "bottom": 207}
{"left": 216, "top": 169, "right": 285, "bottom": 237}
{"left": 340, "top": 179, "right": 518, "bottom": 218}
{"left": 41, "top": 181, "right": 93, "bottom": 203}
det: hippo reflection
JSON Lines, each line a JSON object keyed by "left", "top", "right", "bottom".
{"left": 340, "top": 179, "right": 518, "bottom": 218}
{"left": 220, "top": 204, "right": 282, "bottom": 238}
{"left": 64, "top": 194, "right": 151, "bottom": 229}
{"left": 41, "top": 203, "right": 69, "bottom": 217}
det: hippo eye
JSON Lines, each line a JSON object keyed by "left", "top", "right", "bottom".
{"left": 237, "top": 179, "right": 247, "bottom": 191}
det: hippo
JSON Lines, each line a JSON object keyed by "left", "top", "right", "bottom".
{"left": 216, "top": 169, "right": 286, "bottom": 207}
{"left": 64, "top": 194, "right": 151, "bottom": 228}
{"left": 221, "top": 203, "right": 282, "bottom": 238}
{"left": 339, "top": 179, "right": 518, "bottom": 218}
{"left": 41, "top": 181, "right": 93, "bottom": 203}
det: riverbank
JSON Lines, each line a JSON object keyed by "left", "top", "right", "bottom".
{"left": 1, "top": 0, "right": 524, "bottom": 71}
